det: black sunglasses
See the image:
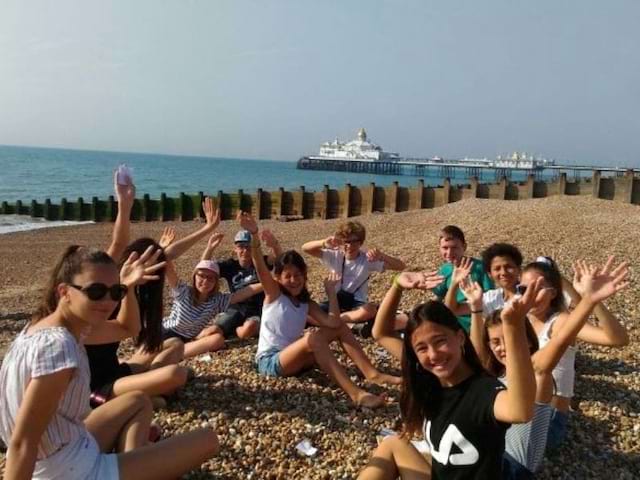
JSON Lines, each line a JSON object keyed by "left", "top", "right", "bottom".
{"left": 515, "top": 284, "right": 527, "bottom": 295}
{"left": 69, "top": 283, "right": 128, "bottom": 301}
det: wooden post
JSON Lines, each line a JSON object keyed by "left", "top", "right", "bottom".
{"left": 216, "top": 190, "right": 224, "bottom": 220}
{"left": 558, "top": 172, "right": 567, "bottom": 196}
{"left": 499, "top": 176, "right": 507, "bottom": 200}
{"left": 470, "top": 176, "right": 479, "bottom": 198}
{"left": 298, "top": 186, "right": 307, "bottom": 218}
{"left": 91, "top": 196, "right": 100, "bottom": 221}
{"left": 592, "top": 170, "right": 601, "bottom": 198}
{"left": 179, "top": 192, "right": 188, "bottom": 221}
{"left": 390, "top": 181, "right": 399, "bottom": 212}
{"left": 415, "top": 179, "right": 425, "bottom": 209}
{"left": 278, "top": 187, "right": 286, "bottom": 217}
{"left": 60, "top": 198, "right": 68, "bottom": 220}
{"left": 525, "top": 175, "right": 535, "bottom": 198}
{"left": 106, "top": 195, "right": 116, "bottom": 222}
{"left": 75, "top": 198, "right": 84, "bottom": 220}
{"left": 443, "top": 178, "right": 451, "bottom": 204}
{"left": 237, "top": 189, "right": 245, "bottom": 215}
{"left": 366, "top": 182, "right": 376, "bottom": 213}
{"left": 30, "top": 200, "right": 38, "bottom": 217}
{"left": 16, "top": 200, "right": 23, "bottom": 215}
{"left": 343, "top": 183, "right": 352, "bottom": 218}
{"left": 1, "top": 201, "right": 8, "bottom": 214}
{"left": 622, "top": 169, "right": 635, "bottom": 203}
{"left": 256, "top": 188, "right": 264, "bottom": 219}
{"left": 321, "top": 185, "right": 329, "bottom": 220}
{"left": 159, "top": 193, "right": 168, "bottom": 221}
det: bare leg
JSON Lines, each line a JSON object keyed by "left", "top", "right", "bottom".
{"left": 117, "top": 428, "right": 219, "bottom": 480}
{"left": 358, "top": 435, "right": 431, "bottom": 480}
{"left": 84, "top": 391, "right": 153, "bottom": 452}
{"left": 236, "top": 317, "right": 259, "bottom": 339}
{"left": 183, "top": 332, "right": 225, "bottom": 358}
{"left": 127, "top": 338, "right": 184, "bottom": 370}
{"left": 111, "top": 364, "right": 188, "bottom": 398}
{"left": 324, "top": 323, "right": 401, "bottom": 386}
{"left": 340, "top": 303, "right": 378, "bottom": 323}
{"left": 277, "top": 331, "right": 385, "bottom": 408}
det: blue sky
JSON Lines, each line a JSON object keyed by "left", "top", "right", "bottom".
{"left": 1, "top": 1, "right": 639, "bottom": 166}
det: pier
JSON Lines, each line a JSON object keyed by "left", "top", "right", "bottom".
{"left": 297, "top": 156, "right": 639, "bottom": 181}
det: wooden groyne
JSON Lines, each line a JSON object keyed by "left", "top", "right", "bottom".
{"left": 1, "top": 170, "right": 638, "bottom": 223}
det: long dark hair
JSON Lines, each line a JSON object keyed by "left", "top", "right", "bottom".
{"left": 121, "top": 237, "right": 166, "bottom": 353}
{"left": 482, "top": 308, "right": 539, "bottom": 377}
{"left": 523, "top": 257, "right": 566, "bottom": 319}
{"left": 400, "top": 301, "right": 486, "bottom": 437}
{"left": 34, "top": 245, "right": 116, "bottom": 322}
{"left": 272, "top": 250, "right": 311, "bottom": 303}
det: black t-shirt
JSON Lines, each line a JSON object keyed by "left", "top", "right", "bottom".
{"left": 218, "top": 257, "right": 268, "bottom": 311}
{"left": 424, "top": 373, "right": 509, "bottom": 480}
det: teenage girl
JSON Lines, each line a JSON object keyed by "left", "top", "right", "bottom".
{"left": 238, "top": 211, "right": 399, "bottom": 408}
{"left": 0, "top": 246, "right": 218, "bottom": 479}
{"left": 360, "top": 271, "right": 541, "bottom": 479}
{"left": 459, "top": 257, "right": 628, "bottom": 477}
{"left": 519, "top": 256, "right": 629, "bottom": 450}
{"left": 85, "top": 174, "right": 223, "bottom": 404}
{"left": 159, "top": 232, "right": 263, "bottom": 358}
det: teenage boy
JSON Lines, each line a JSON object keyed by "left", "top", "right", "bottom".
{"left": 302, "top": 221, "right": 406, "bottom": 335}
{"left": 445, "top": 242, "right": 522, "bottom": 318}
{"left": 215, "top": 229, "right": 282, "bottom": 339}
{"left": 431, "top": 225, "right": 493, "bottom": 332}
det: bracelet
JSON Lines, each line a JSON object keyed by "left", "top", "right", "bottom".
{"left": 392, "top": 273, "right": 405, "bottom": 291}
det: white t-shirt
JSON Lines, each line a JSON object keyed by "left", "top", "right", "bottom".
{"left": 256, "top": 294, "right": 309, "bottom": 360}
{"left": 482, "top": 288, "right": 506, "bottom": 318}
{"left": 320, "top": 249, "right": 384, "bottom": 303}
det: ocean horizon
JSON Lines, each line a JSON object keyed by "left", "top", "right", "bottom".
{"left": 0, "top": 144, "right": 454, "bottom": 204}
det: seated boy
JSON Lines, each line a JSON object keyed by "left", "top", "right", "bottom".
{"left": 444, "top": 242, "right": 523, "bottom": 318}
{"left": 302, "top": 221, "right": 406, "bottom": 336}
{"left": 430, "top": 225, "right": 493, "bottom": 332}
{"left": 215, "top": 229, "right": 282, "bottom": 339}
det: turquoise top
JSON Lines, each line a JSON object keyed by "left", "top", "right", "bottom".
{"left": 432, "top": 258, "right": 494, "bottom": 332}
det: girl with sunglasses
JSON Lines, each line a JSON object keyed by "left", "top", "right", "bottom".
{"left": 458, "top": 257, "right": 628, "bottom": 477}
{"left": 0, "top": 246, "right": 218, "bottom": 479}
{"left": 517, "top": 256, "right": 629, "bottom": 451}
{"left": 85, "top": 175, "right": 223, "bottom": 406}
{"left": 157, "top": 232, "right": 263, "bottom": 358}
{"left": 361, "top": 271, "right": 540, "bottom": 479}
{"left": 238, "top": 212, "right": 398, "bottom": 408}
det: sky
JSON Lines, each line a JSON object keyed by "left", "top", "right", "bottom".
{"left": 1, "top": 1, "right": 639, "bottom": 166}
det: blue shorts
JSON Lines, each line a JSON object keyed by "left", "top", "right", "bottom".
{"left": 546, "top": 408, "right": 569, "bottom": 452}
{"left": 256, "top": 348, "right": 283, "bottom": 377}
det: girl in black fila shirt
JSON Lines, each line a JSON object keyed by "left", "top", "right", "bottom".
{"left": 359, "top": 272, "right": 542, "bottom": 480}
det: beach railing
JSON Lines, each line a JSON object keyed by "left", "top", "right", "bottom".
{"left": 1, "top": 170, "right": 638, "bottom": 223}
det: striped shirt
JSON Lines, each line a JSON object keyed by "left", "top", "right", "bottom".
{"left": 0, "top": 326, "right": 91, "bottom": 460}
{"left": 162, "top": 281, "right": 231, "bottom": 339}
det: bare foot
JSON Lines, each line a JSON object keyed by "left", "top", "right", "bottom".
{"left": 367, "top": 371, "right": 402, "bottom": 386}
{"left": 355, "top": 391, "right": 386, "bottom": 409}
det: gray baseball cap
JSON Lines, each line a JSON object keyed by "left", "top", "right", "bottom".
{"left": 234, "top": 230, "right": 252, "bottom": 243}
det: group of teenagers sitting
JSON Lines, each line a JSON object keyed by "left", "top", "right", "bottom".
{"left": 0, "top": 174, "right": 631, "bottom": 479}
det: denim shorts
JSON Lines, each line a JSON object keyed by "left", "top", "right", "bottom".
{"left": 256, "top": 348, "right": 283, "bottom": 377}
{"left": 546, "top": 408, "right": 569, "bottom": 452}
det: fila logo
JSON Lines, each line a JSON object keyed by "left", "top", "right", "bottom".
{"left": 425, "top": 421, "right": 480, "bottom": 466}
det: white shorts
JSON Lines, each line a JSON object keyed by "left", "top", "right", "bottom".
{"left": 32, "top": 431, "right": 119, "bottom": 480}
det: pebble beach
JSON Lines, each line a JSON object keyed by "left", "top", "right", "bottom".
{"left": 0, "top": 195, "right": 638, "bottom": 479}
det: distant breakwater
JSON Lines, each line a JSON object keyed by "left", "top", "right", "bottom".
{"left": 1, "top": 170, "right": 638, "bottom": 223}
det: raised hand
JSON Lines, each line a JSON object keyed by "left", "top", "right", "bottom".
{"left": 113, "top": 170, "right": 136, "bottom": 208}
{"left": 502, "top": 277, "right": 543, "bottom": 325}
{"left": 451, "top": 256, "right": 473, "bottom": 285}
{"left": 206, "top": 232, "right": 224, "bottom": 251}
{"left": 202, "top": 197, "right": 221, "bottom": 229}
{"left": 459, "top": 277, "right": 483, "bottom": 311}
{"left": 120, "top": 246, "right": 167, "bottom": 287}
{"left": 574, "top": 259, "right": 629, "bottom": 304}
{"left": 396, "top": 271, "right": 445, "bottom": 290}
{"left": 237, "top": 211, "right": 259, "bottom": 235}
{"left": 158, "top": 227, "right": 176, "bottom": 249}
{"left": 323, "top": 235, "right": 342, "bottom": 250}
{"left": 260, "top": 229, "right": 279, "bottom": 249}
{"left": 323, "top": 271, "right": 341, "bottom": 294}
{"left": 366, "top": 248, "right": 384, "bottom": 263}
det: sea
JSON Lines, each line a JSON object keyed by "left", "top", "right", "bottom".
{"left": 0, "top": 144, "right": 555, "bottom": 234}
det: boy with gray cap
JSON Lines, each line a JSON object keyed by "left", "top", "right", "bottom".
{"left": 215, "top": 228, "right": 282, "bottom": 338}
